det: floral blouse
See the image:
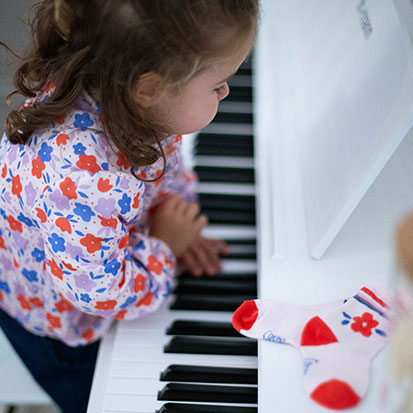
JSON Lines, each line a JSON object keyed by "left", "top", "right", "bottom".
{"left": 0, "top": 86, "right": 197, "bottom": 346}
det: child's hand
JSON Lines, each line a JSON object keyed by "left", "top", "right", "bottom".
{"left": 178, "top": 236, "right": 229, "bottom": 277}
{"left": 149, "top": 194, "right": 207, "bottom": 258}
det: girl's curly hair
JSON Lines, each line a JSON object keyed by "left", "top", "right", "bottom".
{"left": 3, "top": 0, "right": 259, "bottom": 170}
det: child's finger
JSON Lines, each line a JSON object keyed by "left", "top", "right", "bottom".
{"left": 190, "top": 242, "right": 221, "bottom": 276}
{"left": 193, "top": 214, "right": 208, "bottom": 234}
{"left": 180, "top": 250, "right": 202, "bottom": 277}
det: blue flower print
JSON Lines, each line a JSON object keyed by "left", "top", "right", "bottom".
{"left": 0, "top": 280, "right": 10, "bottom": 294}
{"left": 48, "top": 233, "right": 66, "bottom": 253}
{"left": 136, "top": 240, "right": 146, "bottom": 250}
{"left": 74, "top": 113, "right": 94, "bottom": 130}
{"left": 38, "top": 142, "right": 53, "bottom": 162}
{"left": 73, "top": 203, "right": 95, "bottom": 222}
{"left": 31, "top": 248, "right": 45, "bottom": 262}
{"left": 120, "top": 296, "right": 137, "bottom": 309}
{"left": 22, "top": 268, "right": 38, "bottom": 282}
{"left": 80, "top": 293, "right": 92, "bottom": 303}
{"left": 17, "top": 213, "right": 35, "bottom": 227}
{"left": 118, "top": 194, "right": 131, "bottom": 215}
{"left": 103, "top": 259, "right": 121, "bottom": 275}
{"left": 73, "top": 143, "right": 86, "bottom": 155}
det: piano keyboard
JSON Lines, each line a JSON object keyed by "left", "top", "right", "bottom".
{"left": 93, "top": 59, "right": 258, "bottom": 413}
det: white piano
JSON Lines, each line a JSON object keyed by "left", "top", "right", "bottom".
{"left": 87, "top": 0, "right": 413, "bottom": 411}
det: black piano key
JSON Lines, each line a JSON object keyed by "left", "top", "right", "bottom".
{"left": 201, "top": 208, "right": 255, "bottom": 225}
{"left": 213, "top": 111, "right": 253, "bottom": 124}
{"left": 198, "top": 193, "right": 255, "bottom": 212}
{"left": 160, "top": 365, "right": 258, "bottom": 385}
{"left": 178, "top": 271, "right": 256, "bottom": 281}
{"left": 156, "top": 403, "right": 257, "bottom": 413}
{"left": 170, "top": 294, "right": 255, "bottom": 311}
{"left": 166, "top": 320, "right": 241, "bottom": 337}
{"left": 195, "top": 144, "right": 254, "bottom": 157}
{"left": 157, "top": 383, "right": 258, "bottom": 404}
{"left": 194, "top": 166, "right": 254, "bottom": 184}
{"left": 196, "top": 133, "right": 253, "bottom": 145}
{"left": 164, "top": 336, "right": 257, "bottom": 356}
{"left": 173, "top": 278, "right": 257, "bottom": 296}
{"left": 225, "top": 85, "right": 252, "bottom": 102}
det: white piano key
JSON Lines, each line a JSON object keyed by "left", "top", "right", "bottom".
{"left": 202, "top": 224, "right": 256, "bottom": 239}
{"left": 228, "top": 244, "right": 257, "bottom": 254}
{"left": 109, "top": 359, "right": 257, "bottom": 379}
{"left": 111, "top": 343, "right": 257, "bottom": 367}
{"left": 203, "top": 123, "right": 253, "bottom": 135}
{"left": 194, "top": 155, "right": 254, "bottom": 168}
{"left": 221, "top": 259, "right": 257, "bottom": 273}
{"left": 197, "top": 182, "right": 256, "bottom": 195}
{"left": 103, "top": 394, "right": 257, "bottom": 413}
{"left": 218, "top": 101, "right": 253, "bottom": 113}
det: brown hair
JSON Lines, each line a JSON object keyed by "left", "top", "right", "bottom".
{"left": 3, "top": 0, "right": 259, "bottom": 170}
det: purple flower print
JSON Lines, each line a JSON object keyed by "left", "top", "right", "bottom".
{"left": 12, "top": 231, "right": 29, "bottom": 250}
{"left": 50, "top": 189, "right": 70, "bottom": 210}
{"left": 24, "top": 182, "right": 36, "bottom": 207}
{"left": 65, "top": 242, "right": 84, "bottom": 260}
{"left": 95, "top": 198, "right": 116, "bottom": 219}
{"left": 74, "top": 273, "right": 96, "bottom": 292}
{"left": 120, "top": 176, "right": 130, "bottom": 190}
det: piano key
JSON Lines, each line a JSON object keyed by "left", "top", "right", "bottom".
{"left": 166, "top": 320, "right": 241, "bottom": 337}
{"left": 201, "top": 208, "right": 255, "bottom": 225}
{"left": 179, "top": 271, "right": 256, "bottom": 281}
{"left": 197, "top": 182, "right": 255, "bottom": 196}
{"left": 173, "top": 278, "right": 257, "bottom": 295}
{"left": 170, "top": 293, "right": 255, "bottom": 311}
{"left": 218, "top": 101, "right": 253, "bottom": 113}
{"left": 194, "top": 156, "right": 254, "bottom": 168}
{"left": 213, "top": 111, "right": 253, "bottom": 124}
{"left": 159, "top": 364, "right": 258, "bottom": 384}
{"left": 227, "top": 74, "right": 252, "bottom": 88}
{"left": 157, "top": 383, "right": 258, "bottom": 404}
{"left": 202, "top": 224, "right": 256, "bottom": 241}
{"left": 198, "top": 193, "right": 255, "bottom": 212}
{"left": 156, "top": 402, "right": 257, "bottom": 413}
{"left": 221, "top": 85, "right": 252, "bottom": 102}
{"left": 164, "top": 336, "right": 257, "bottom": 356}
{"left": 196, "top": 132, "right": 253, "bottom": 144}
{"left": 194, "top": 166, "right": 254, "bottom": 183}
{"left": 202, "top": 122, "right": 253, "bottom": 135}
{"left": 195, "top": 144, "right": 254, "bottom": 158}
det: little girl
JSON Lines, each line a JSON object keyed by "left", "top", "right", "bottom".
{"left": 0, "top": 0, "right": 259, "bottom": 411}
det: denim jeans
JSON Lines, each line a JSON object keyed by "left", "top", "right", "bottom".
{"left": 0, "top": 308, "right": 99, "bottom": 413}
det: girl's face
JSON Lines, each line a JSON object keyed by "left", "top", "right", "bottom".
{"left": 150, "top": 45, "right": 251, "bottom": 136}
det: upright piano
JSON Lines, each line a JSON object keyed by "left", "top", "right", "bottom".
{"left": 88, "top": 0, "right": 413, "bottom": 411}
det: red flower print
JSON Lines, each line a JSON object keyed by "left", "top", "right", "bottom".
{"left": 32, "top": 156, "right": 46, "bottom": 179}
{"left": 0, "top": 236, "right": 6, "bottom": 250}
{"left": 55, "top": 115, "right": 67, "bottom": 126}
{"left": 82, "top": 329, "right": 94, "bottom": 342}
{"left": 132, "top": 193, "right": 140, "bottom": 209}
{"left": 56, "top": 217, "right": 72, "bottom": 234}
{"left": 147, "top": 255, "right": 163, "bottom": 275}
{"left": 29, "top": 297, "right": 43, "bottom": 308}
{"left": 97, "top": 178, "right": 113, "bottom": 192}
{"left": 174, "top": 135, "right": 182, "bottom": 144}
{"left": 95, "top": 300, "right": 117, "bottom": 311}
{"left": 351, "top": 312, "right": 379, "bottom": 337}
{"left": 48, "top": 259, "right": 63, "bottom": 280}
{"left": 62, "top": 260, "right": 77, "bottom": 271}
{"left": 13, "top": 258, "right": 19, "bottom": 268}
{"left": 7, "top": 216, "right": 22, "bottom": 232}
{"left": 47, "top": 312, "right": 61, "bottom": 329}
{"left": 55, "top": 296, "right": 73, "bottom": 313}
{"left": 0, "top": 291, "right": 3, "bottom": 301}
{"left": 35, "top": 208, "right": 47, "bottom": 223}
{"left": 11, "top": 175, "right": 22, "bottom": 198}
{"left": 80, "top": 233, "right": 104, "bottom": 253}
{"left": 116, "top": 151, "right": 130, "bottom": 169}
{"left": 45, "top": 80, "right": 55, "bottom": 93}
{"left": 76, "top": 154, "right": 101, "bottom": 173}
{"left": 136, "top": 170, "right": 147, "bottom": 179}
{"left": 153, "top": 169, "right": 164, "bottom": 187}
{"left": 17, "top": 294, "right": 31, "bottom": 311}
{"left": 133, "top": 273, "right": 146, "bottom": 293}
{"left": 115, "top": 309, "right": 127, "bottom": 320}
{"left": 1, "top": 164, "right": 7, "bottom": 178}
{"left": 136, "top": 291, "right": 153, "bottom": 307}
{"left": 59, "top": 177, "right": 77, "bottom": 199}
{"left": 98, "top": 216, "right": 117, "bottom": 229}
{"left": 118, "top": 234, "right": 129, "bottom": 249}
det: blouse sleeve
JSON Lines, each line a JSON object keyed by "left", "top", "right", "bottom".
{"left": 30, "top": 169, "right": 176, "bottom": 320}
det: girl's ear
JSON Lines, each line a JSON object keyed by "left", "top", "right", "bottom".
{"left": 134, "top": 73, "right": 165, "bottom": 108}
